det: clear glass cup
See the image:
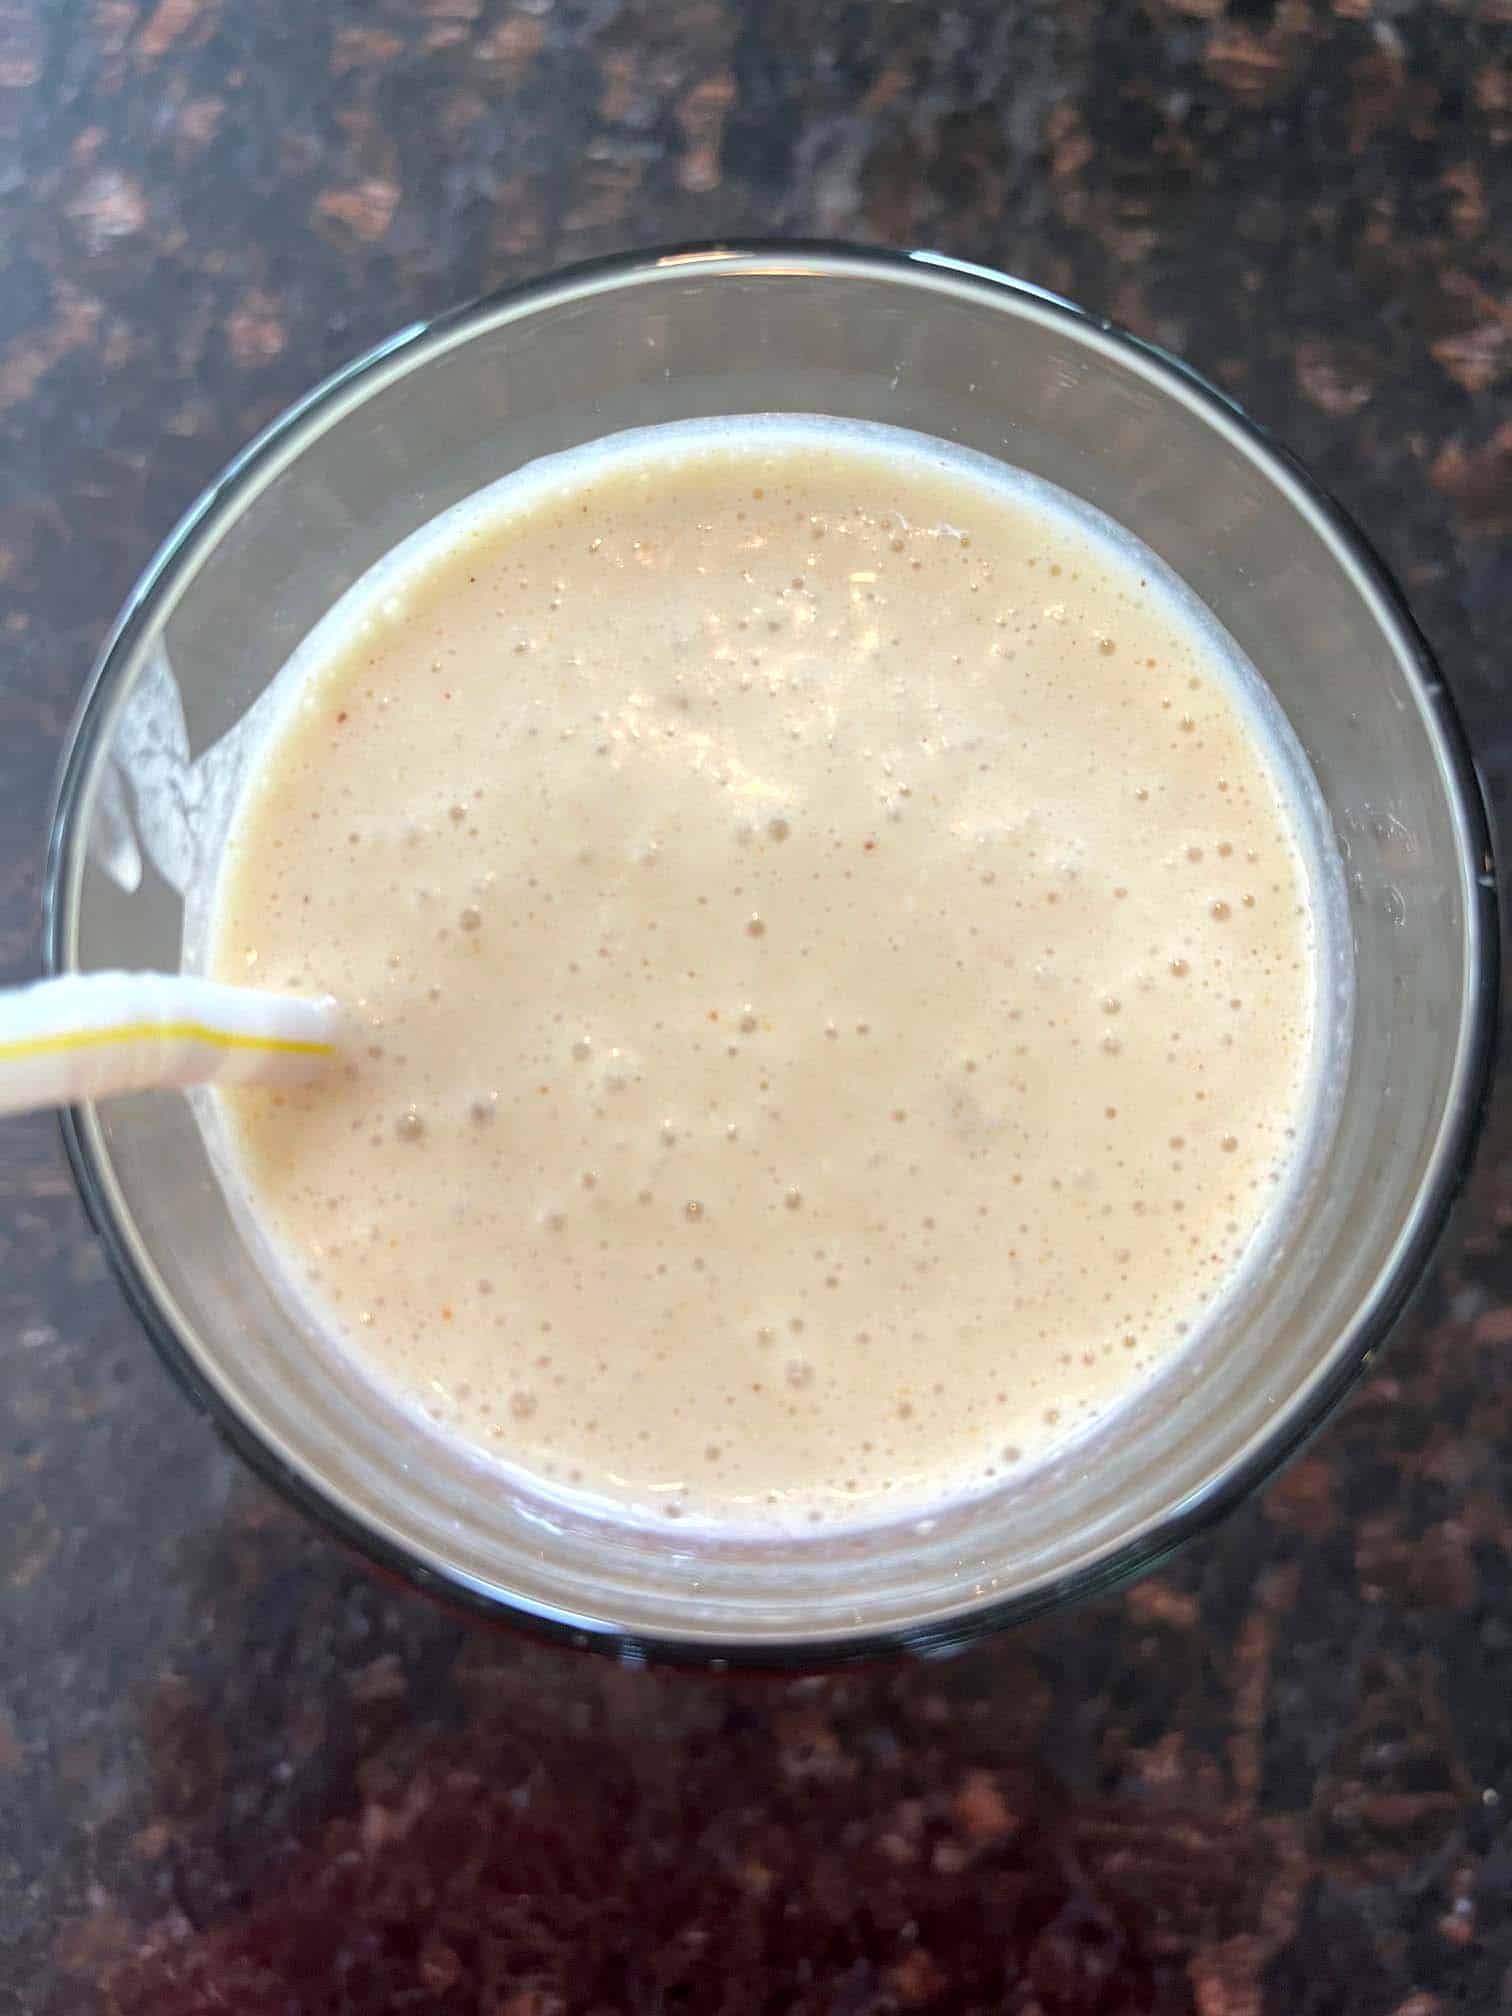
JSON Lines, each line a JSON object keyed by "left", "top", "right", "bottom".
{"left": 45, "top": 244, "right": 1497, "bottom": 1666}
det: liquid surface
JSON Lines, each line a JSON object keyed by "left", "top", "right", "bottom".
{"left": 209, "top": 419, "right": 1323, "bottom": 1532}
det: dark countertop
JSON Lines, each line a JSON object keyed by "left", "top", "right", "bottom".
{"left": 2, "top": 3, "right": 1509, "bottom": 2010}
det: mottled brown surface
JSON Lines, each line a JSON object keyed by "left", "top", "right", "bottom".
{"left": 0, "top": 3, "right": 1508, "bottom": 2012}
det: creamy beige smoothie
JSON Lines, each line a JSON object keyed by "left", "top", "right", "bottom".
{"left": 206, "top": 418, "right": 1328, "bottom": 1533}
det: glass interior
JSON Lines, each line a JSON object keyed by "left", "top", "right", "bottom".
{"left": 47, "top": 247, "right": 1496, "bottom": 1660}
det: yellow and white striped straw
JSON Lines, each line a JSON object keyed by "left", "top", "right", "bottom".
{"left": 0, "top": 972, "right": 343, "bottom": 1118}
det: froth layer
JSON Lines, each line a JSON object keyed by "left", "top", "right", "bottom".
{"left": 208, "top": 417, "right": 1324, "bottom": 1533}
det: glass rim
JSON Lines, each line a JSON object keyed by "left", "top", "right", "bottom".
{"left": 44, "top": 239, "right": 1501, "bottom": 1670}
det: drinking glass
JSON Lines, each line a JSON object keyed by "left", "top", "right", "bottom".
{"left": 46, "top": 245, "right": 1498, "bottom": 1665}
